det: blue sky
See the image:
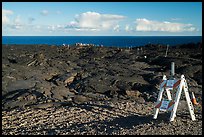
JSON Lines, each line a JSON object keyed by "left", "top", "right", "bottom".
{"left": 2, "top": 2, "right": 202, "bottom": 36}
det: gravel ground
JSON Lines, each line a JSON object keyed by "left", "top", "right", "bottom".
{"left": 2, "top": 100, "right": 202, "bottom": 135}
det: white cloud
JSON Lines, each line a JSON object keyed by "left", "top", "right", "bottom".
{"left": 3, "top": 15, "right": 23, "bottom": 30}
{"left": 41, "top": 10, "right": 49, "bottom": 16}
{"left": 67, "top": 11, "right": 125, "bottom": 31}
{"left": 47, "top": 24, "right": 65, "bottom": 32}
{"left": 2, "top": 9, "right": 13, "bottom": 25}
{"left": 170, "top": 18, "right": 182, "bottom": 21}
{"left": 125, "top": 25, "right": 130, "bottom": 32}
{"left": 9, "top": 24, "right": 23, "bottom": 30}
{"left": 48, "top": 25, "right": 55, "bottom": 31}
{"left": 135, "top": 18, "right": 197, "bottom": 32}
{"left": 14, "top": 15, "right": 21, "bottom": 24}
{"left": 113, "top": 25, "right": 120, "bottom": 32}
{"left": 75, "top": 28, "right": 100, "bottom": 31}
{"left": 125, "top": 24, "right": 134, "bottom": 33}
{"left": 66, "top": 21, "right": 78, "bottom": 29}
{"left": 30, "top": 25, "right": 41, "bottom": 32}
{"left": 11, "top": 15, "right": 23, "bottom": 30}
{"left": 2, "top": 9, "right": 25, "bottom": 32}
{"left": 28, "top": 17, "right": 35, "bottom": 24}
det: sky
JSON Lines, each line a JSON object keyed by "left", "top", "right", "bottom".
{"left": 2, "top": 2, "right": 202, "bottom": 36}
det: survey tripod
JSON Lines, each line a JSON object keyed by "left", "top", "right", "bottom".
{"left": 153, "top": 62, "right": 196, "bottom": 122}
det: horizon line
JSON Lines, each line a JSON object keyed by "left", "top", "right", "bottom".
{"left": 2, "top": 35, "right": 202, "bottom": 37}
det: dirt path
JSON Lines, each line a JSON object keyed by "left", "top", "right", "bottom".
{"left": 2, "top": 100, "right": 202, "bottom": 135}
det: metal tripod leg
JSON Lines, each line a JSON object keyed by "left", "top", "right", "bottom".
{"left": 153, "top": 87, "right": 164, "bottom": 119}
{"left": 153, "top": 75, "right": 167, "bottom": 119}
{"left": 169, "top": 80, "right": 183, "bottom": 122}
{"left": 183, "top": 80, "right": 196, "bottom": 121}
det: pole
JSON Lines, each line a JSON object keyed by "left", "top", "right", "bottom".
{"left": 170, "top": 62, "right": 175, "bottom": 79}
{"left": 165, "top": 44, "right": 169, "bottom": 57}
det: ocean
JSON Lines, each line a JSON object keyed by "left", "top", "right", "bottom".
{"left": 2, "top": 36, "right": 202, "bottom": 47}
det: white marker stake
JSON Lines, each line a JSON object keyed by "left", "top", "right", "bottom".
{"left": 165, "top": 44, "right": 169, "bottom": 57}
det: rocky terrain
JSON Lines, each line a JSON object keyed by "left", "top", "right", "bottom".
{"left": 2, "top": 42, "right": 202, "bottom": 135}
